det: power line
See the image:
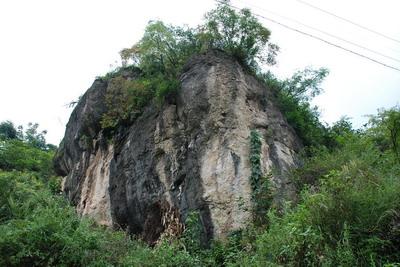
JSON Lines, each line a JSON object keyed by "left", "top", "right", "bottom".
{"left": 234, "top": 0, "right": 400, "bottom": 64}
{"left": 215, "top": 0, "right": 400, "bottom": 73}
{"left": 295, "top": 0, "right": 400, "bottom": 44}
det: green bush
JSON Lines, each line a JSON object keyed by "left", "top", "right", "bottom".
{"left": 101, "top": 76, "right": 155, "bottom": 130}
{"left": 0, "top": 171, "right": 138, "bottom": 267}
{"left": 0, "top": 121, "right": 18, "bottom": 140}
{"left": 261, "top": 68, "right": 331, "bottom": 149}
{"left": 248, "top": 117, "right": 400, "bottom": 266}
{"left": 367, "top": 106, "right": 400, "bottom": 161}
{"left": 0, "top": 139, "right": 54, "bottom": 175}
{"left": 252, "top": 162, "right": 400, "bottom": 265}
{"left": 121, "top": 241, "right": 200, "bottom": 267}
{"left": 203, "top": 0, "right": 278, "bottom": 70}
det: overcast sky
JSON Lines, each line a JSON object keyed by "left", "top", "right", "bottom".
{"left": 1, "top": 0, "right": 399, "bottom": 145}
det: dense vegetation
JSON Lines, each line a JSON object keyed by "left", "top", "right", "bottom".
{"left": 1, "top": 106, "right": 399, "bottom": 266}
{"left": 253, "top": 108, "right": 400, "bottom": 266}
{"left": 261, "top": 67, "right": 331, "bottom": 149}
{"left": 1, "top": 1, "right": 399, "bottom": 266}
{"left": 100, "top": 0, "right": 278, "bottom": 131}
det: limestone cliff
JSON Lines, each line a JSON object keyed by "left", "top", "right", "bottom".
{"left": 54, "top": 50, "right": 301, "bottom": 244}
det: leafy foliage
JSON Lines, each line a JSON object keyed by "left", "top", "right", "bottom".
{"left": 0, "top": 139, "right": 53, "bottom": 175}
{"left": 367, "top": 106, "right": 400, "bottom": 161}
{"left": 249, "top": 130, "right": 272, "bottom": 225}
{"left": 246, "top": 108, "right": 400, "bottom": 266}
{"left": 23, "top": 123, "right": 48, "bottom": 150}
{"left": 0, "top": 121, "right": 18, "bottom": 140}
{"left": 0, "top": 121, "right": 55, "bottom": 176}
{"left": 262, "top": 68, "right": 332, "bottom": 149}
{"left": 120, "top": 21, "right": 200, "bottom": 78}
{"left": 249, "top": 130, "right": 262, "bottom": 192}
{"left": 0, "top": 171, "right": 130, "bottom": 267}
{"left": 100, "top": 76, "right": 155, "bottom": 129}
{"left": 181, "top": 211, "right": 203, "bottom": 254}
{"left": 0, "top": 169, "right": 250, "bottom": 266}
{"left": 203, "top": 0, "right": 278, "bottom": 70}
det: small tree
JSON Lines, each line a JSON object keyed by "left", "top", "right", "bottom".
{"left": 368, "top": 106, "right": 400, "bottom": 161}
{"left": 120, "top": 21, "right": 200, "bottom": 79}
{"left": 386, "top": 108, "right": 400, "bottom": 160}
{"left": 24, "top": 123, "right": 47, "bottom": 150}
{"left": 282, "top": 67, "right": 329, "bottom": 102}
{"left": 203, "top": 0, "right": 279, "bottom": 71}
{"left": 262, "top": 68, "right": 330, "bottom": 148}
{"left": 0, "top": 121, "right": 18, "bottom": 140}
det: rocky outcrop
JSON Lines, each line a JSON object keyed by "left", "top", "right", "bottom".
{"left": 55, "top": 50, "right": 302, "bottom": 244}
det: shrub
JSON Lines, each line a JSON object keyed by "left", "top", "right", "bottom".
{"left": 0, "top": 139, "right": 54, "bottom": 175}
{"left": 0, "top": 171, "right": 139, "bottom": 267}
{"left": 0, "top": 121, "right": 18, "bottom": 140}
{"left": 250, "top": 123, "right": 400, "bottom": 266}
{"left": 367, "top": 106, "right": 400, "bottom": 161}
{"left": 203, "top": 0, "right": 279, "bottom": 71}
{"left": 261, "top": 68, "right": 331, "bottom": 149}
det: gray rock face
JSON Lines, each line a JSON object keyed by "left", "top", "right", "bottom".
{"left": 54, "top": 50, "right": 302, "bottom": 244}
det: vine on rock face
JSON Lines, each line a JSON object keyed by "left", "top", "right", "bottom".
{"left": 249, "top": 130, "right": 272, "bottom": 225}
{"left": 249, "top": 130, "right": 262, "bottom": 193}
